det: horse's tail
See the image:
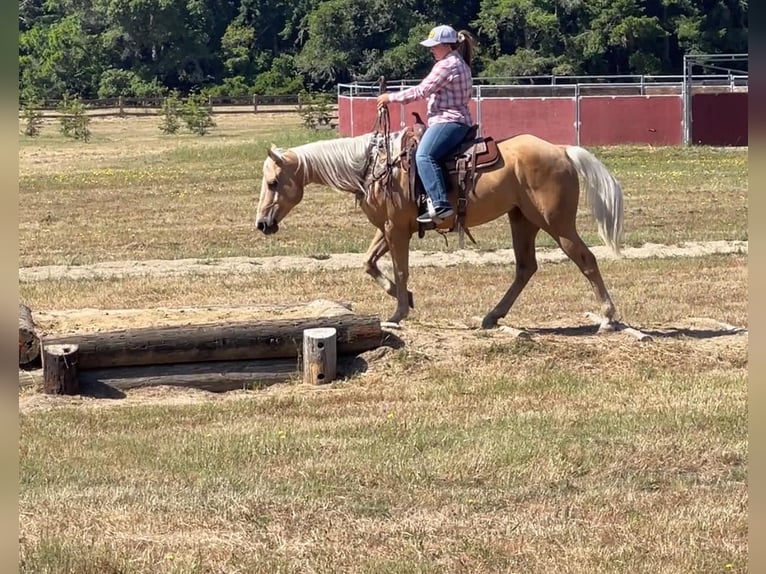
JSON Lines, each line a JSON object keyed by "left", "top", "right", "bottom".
{"left": 564, "top": 145, "right": 624, "bottom": 255}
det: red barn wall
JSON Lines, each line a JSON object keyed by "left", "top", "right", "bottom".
{"left": 478, "top": 98, "right": 576, "bottom": 143}
{"left": 338, "top": 91, "right": 747, "bottom": 147}
{"left": 691, "top": 92, "right": 748, "bottom": 146}
{"left": 579, "top": 96, "right": 683, "bottom": 146}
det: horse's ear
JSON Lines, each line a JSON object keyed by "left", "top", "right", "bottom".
{"left": 268, "top": 145, "right": 284, "bottom": 165}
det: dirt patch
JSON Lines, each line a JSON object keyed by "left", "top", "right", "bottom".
{"left": 30, "top": 299, "right": 354, "bottom": 336}
{"left": 18, "top": 240, "right": 748, "bottom": 412}
{"left": 19, "top": 311, "right": 747, "bottom": 414}
{"left": 18, "top": 240, "right": 748, "bottom": 282}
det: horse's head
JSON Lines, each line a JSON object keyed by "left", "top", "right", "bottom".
{"left": 255, "top": 145, "right": 305, "bottom": 235}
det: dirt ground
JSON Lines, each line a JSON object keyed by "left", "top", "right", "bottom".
{"left": 18, "top": 311, "right": 747, "bottom": 414}
{"left": 19, "top": 238, "right": 748, "bottom": 414}
{"left": 18, "top": 239, "right": 747, "bottom": 282}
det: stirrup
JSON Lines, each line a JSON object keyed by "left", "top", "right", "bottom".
{"left": 417, "top": 207, "right": 454, "bottom": 224}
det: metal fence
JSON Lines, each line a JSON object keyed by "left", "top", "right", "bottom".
{"left": 337, "top": 72, "right": 748, "bottom": 146}
{"left": 19, "top": 69, "right": 748, "bottom": 145}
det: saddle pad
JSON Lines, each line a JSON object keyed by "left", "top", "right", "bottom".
{"left": 444, "top": 137, "right": 500, "bottom": 173}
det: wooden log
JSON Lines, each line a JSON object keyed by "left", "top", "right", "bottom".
{"left": 33, "top": 300, "right": 355, "bottom": 333}
{"left": 19, "top": 303, "right": 41, "bottom": 366}
{"left": 619, "top": 326, "right": 653, "bottom": 342}
{"left": 79, "top": 359, "right": 299, "bottom": 393}
{"left": 42, "top": 314, "right": 382, "bottom": 370}
{"left": 303, "top": 327, "right": 337, "bottom": 385}
{"left": 42, "top": 344, "right": 79, "bottom": 395}
{"left": 688, "top": 317, "right": 747, "bottom": 334}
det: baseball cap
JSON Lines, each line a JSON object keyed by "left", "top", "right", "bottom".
{"left": 420, "top": 25, "right": 458, "bottom": 47}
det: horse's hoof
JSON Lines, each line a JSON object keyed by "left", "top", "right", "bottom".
{"left": 481, "top": 316, "right": 498, "bottom": 329}
{"left": 598, "top": 320, "right": 617, "bottom": 333}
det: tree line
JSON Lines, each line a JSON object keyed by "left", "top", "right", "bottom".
{"left": 19, "top": 0, "right": 748, "bottom": 103}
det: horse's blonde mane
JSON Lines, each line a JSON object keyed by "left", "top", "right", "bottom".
{"left": 287, "top": 133, "right": 375, "bottom": 193}
{"left": 278, "top": 130, "right": 409, "bottom": 194}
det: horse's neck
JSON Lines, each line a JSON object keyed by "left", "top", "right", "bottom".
{"left": 293, "top": 134, "right": 374, "bottom": 194}
{"left": 302, "top": 162, "right": 343, "bottom": 189}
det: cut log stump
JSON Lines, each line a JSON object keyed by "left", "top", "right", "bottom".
{"left": 303, "top": 327, "right": 337, "bottom": 385}
{"left": 19, "top": 303, "right": 41, "bottom": 366}
{"left": 42, "top": 344, "right": 79, "bottom": 395}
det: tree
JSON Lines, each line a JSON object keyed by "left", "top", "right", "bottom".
{"left": 19, "top": 14, "right": 105, "bottom": 101}
{"left": 17, "top": 0, "right": 748, "bottom": 99}
{"left": 180, "top": 93, "right": 216, "bottom": 135}
{"left": 573, "top": 0, "right": 667, "bottom": 74}
{"left": 472, "top": 0, "right": 582, "bottom": 76}
{"left": 253, "top": 55, "right": 304, "bottom": 94}
{"left": 296, "top": 0, "right": 426, "bottom": 86}
{"left": 96, "top": 0, "right": 235, "bottom": 90}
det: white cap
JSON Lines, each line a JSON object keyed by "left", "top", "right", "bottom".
{"left": 420, "top": 25, "right": 458, "bottom": 47}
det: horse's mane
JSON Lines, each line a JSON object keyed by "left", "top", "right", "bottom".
{"left": 286, "top": 133, "right": 376, "bottom": 193}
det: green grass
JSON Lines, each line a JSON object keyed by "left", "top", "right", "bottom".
{"left": 18, "top": 114, "right": 748, "bottom": 573}
{"left": 18, "top": 254, "right": 748, "bottom": 572}
{"left": 595, "top": 145, "right": 748, "bottom": 245}
{"left": 18, "top": 116, "right": 748, "bottom": 267}
{"left": 20, "top": 360, "right": 746, "bottom": 573}
{"left": 19, "top": 253, "right": 749, "bottom": 331}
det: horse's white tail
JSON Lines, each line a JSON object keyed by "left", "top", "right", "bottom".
{"left": 565, "top": 146, "right": 624, "bottom": 255}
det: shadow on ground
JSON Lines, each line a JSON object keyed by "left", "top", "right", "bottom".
{"left": 527, "top": 324, "right": 746, "bottom": 340}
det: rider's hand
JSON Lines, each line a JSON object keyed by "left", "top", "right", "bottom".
{"left": 376, "top": 93, "right": 390, "bottom": 110}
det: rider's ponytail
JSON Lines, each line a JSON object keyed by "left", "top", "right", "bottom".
{"left": 454, "top": 30, "right": 475, "bottom": 68}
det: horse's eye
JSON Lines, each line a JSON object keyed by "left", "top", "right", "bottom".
{"left": 267, "top": 179, "right": 278, "bottom": 190}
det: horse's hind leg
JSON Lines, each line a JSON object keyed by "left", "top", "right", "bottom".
{"left": 482, "top": 209, "right": 540, "bottom": 329}
{"left": 363, "top": 228, "right": 414, "bottom": 309}
{"left": 554, "top": 229, "right": 617, "bottom": 324}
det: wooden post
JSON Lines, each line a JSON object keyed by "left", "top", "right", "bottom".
{"left": 19, "top": 303, "right": 41, "bottom": 366}
{"left": 252, "top": 94, "right": 258, "bottom": 113}
{"left": 302, "top": 327, "right": 337, "bottom": 385}
{"left": 42, "top": 344, "right": 80, "bottom": 395}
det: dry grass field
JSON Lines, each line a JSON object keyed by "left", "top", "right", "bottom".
{"left": 19, "top": 114, "right": 748, "bottom": 573}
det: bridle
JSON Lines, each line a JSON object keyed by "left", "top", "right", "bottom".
{"left": 361, "top": 77, "right": 403, "bottom": 197}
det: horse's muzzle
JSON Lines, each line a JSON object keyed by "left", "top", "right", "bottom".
{"left": 256, "top": 219, "right": 279, "bottom": 235}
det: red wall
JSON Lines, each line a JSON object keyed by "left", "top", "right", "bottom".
{"left": 338, "top": 96, "right": 576, "bottom": 143}
{"left": 479, "top": 98, "right": 576, "bottom": 143}
{"left": 338, "top": 97, "right": 379, "bottom": 137}
{"left": 338, "top": 92, "right": 747, "bottom": 146}
{"left": 579, "top": 96, "right": 683, "bottom": 145}
{"left": 691, "top": 92, "right": 748, "bottom": 146}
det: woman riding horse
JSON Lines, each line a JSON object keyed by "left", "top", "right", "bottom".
{"left": 255, "top": 78, "right": 624, "bottom": 328}
{"left": 377, "top": 25, "right": 475, "bottom": 225}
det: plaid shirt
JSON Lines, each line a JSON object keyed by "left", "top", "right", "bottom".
{"left": 389, "top": 50, "right": 473, "bottom": 126}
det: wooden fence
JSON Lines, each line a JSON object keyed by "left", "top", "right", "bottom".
{"left": 19, "top": 94, "right": 338, "bottom": 118}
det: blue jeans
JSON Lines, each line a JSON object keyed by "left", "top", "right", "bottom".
{"left": 415, "top": 121, "right": 472, "bottom": 210}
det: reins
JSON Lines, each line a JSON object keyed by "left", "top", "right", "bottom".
{"left": 360, "top": 77, "right": 401, "bottom": 196}
{"left": 370, "top": 106, "right": 394, "bottom": 183}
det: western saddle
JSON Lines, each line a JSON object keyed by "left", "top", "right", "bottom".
{"left": 400, "top": 113, "right": 500, "bottom": 238}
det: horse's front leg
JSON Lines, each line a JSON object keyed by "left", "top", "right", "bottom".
{"left": 363, "top": 228, "right": 414, "bottom": 309}
{"left": 383, "top": 220, "right": 413, "bottom": 324}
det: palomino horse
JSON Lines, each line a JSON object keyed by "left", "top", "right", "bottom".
{"left": 255, "top": 124, "right": 624, "bottom": 329}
